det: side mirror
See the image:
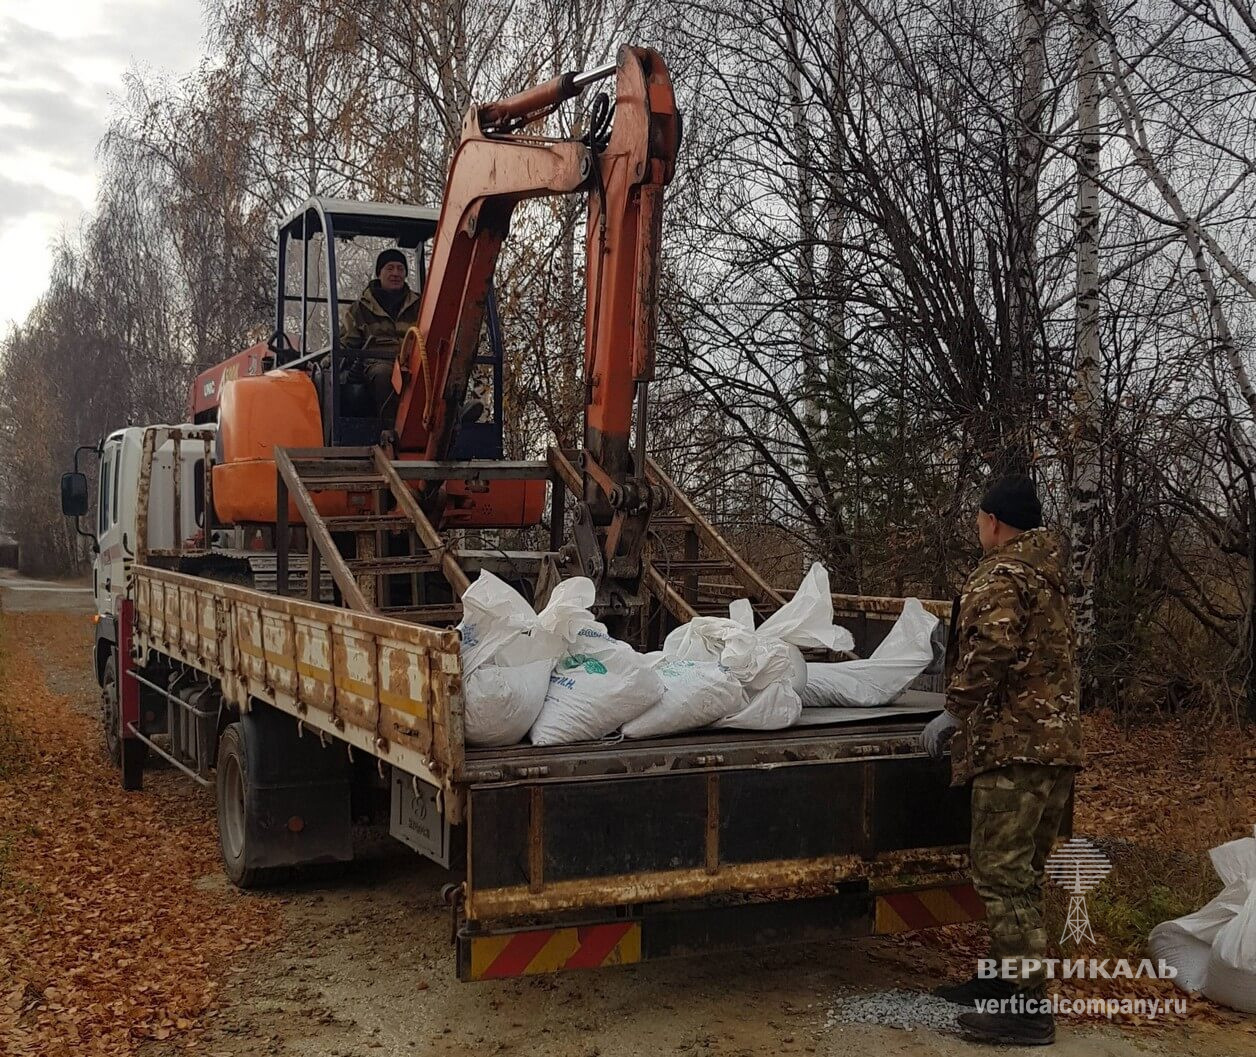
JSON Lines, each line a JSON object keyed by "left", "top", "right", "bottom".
{"left": 61, "top": 472, "right": 89, "bottom": 517}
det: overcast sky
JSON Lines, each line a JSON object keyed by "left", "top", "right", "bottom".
{"left": 0, "top": 1, "right": 205, "bottom": 330}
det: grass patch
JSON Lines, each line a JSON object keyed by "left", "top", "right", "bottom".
{"left": 1060, "top": 838, "right": 1222, "bottom": 954}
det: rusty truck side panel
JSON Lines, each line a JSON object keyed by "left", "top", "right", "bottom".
{"left": 131, "top": 565, "right": 467, "bottom": 820}
{"left": 463, "top": 751, "right": 971, "bottom": 921}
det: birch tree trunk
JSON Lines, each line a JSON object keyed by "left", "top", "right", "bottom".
{"left": 825, "top": 0, "right": 857, "bottom": 585}
{"left": 777, "top": 0, "right": 860, "bottom": 585}
{"left": 1097, "top": 11, "right": 1256, "bottom": 423}
{"left": 1096, "top": 12, "right": 1256, "bottom": 719}
{"left": 1006, "top": 0, "right": 1047, "bottom": 474}
{"left": 1070, "top": 0, "right": 1102, "bottom": 705}
{"left": 781, "top": 0, "right": 819, "bottom": 413}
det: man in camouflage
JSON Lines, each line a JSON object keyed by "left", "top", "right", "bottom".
{"left": 922, "top": 474, "right": 1083, "bottom": 1047}
{"left": 340, "top": 248, "right": 420, "bottom": 417}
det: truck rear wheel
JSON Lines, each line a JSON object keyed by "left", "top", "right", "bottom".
{"left": 216, "top": 722, "right": 283, "bottom": 888}
{"left": 215, "top": 708, "right": 353, "bottom": 888}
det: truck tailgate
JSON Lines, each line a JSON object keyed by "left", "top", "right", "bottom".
{"left": 464, "top": 718, "right": 968, "bottom": 921}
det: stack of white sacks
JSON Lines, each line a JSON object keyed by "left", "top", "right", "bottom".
{"left": 1149, "top": 827, "right": 1256, "bottom": 1014}
{"left": 459, "top": 562, "right": 940, "bottom": 747}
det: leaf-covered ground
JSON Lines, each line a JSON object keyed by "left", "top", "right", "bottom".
{"left": 0, "top": 612, "right": 276, "bottom": 1056}
{"left": 1, "top": 604, "right": 1253, "bottom": 1053}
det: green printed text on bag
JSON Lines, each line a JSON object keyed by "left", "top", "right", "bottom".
{"left": 561, "top": 654, "right": 608, "bottom": 676}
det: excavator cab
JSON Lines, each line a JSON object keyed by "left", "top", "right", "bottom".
{"left": 272, "top": 198, "right": 505, "bottom": 453}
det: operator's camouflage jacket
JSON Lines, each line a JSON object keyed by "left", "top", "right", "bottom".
{"left": 340, "top": 281, "right": 420, "bottom": 349}
{"left": 946, "top": 527, "right": 1084, "bottom": 786}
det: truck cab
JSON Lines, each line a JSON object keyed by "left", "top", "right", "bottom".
{"left": 62, "top": 424, "right": 216, "bottom": 684}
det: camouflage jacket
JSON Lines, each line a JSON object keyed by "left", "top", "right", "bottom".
{"left": 339, "top": 281, "right": 420, "bottom": 350}
{"left": 946, "top": 528, "right": 1083, "bottom": 786}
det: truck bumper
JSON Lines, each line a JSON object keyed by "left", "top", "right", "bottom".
{"left": 457, "top": 879, "right": 983, "bottom": 981}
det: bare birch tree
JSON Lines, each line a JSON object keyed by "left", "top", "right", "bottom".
{"left": 1069, "top": 0, "right": 1102, "bottom": 699}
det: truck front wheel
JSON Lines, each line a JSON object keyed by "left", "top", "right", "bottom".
{"left": 101, "top": 655, "right": 121, "bottom": 766}
{"left": 102, "top": 648, "right": 147, "bottom": 788}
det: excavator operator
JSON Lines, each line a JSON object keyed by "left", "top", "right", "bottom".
{"left": 340, "top": 248, "right": 419, "bottom": 416}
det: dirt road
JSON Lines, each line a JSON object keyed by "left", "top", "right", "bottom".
{"left": 0, "top": 570, "right": 93, "bottom": 613}
{"left": 1, "top": 582, "right": 1251, "bottom": 1057}
{"left": 178, "top": 861, "right": 1244, "bottom": 1057}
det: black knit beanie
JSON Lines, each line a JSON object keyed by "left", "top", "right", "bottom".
{"left": 375, "top": 248, "right": 408, "bottom": 276}
{"left": 980, "top": 474, "right": 1042, "bottom": 531}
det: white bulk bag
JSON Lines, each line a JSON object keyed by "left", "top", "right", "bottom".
{"left": 661, "top": 562, "right": 851, "bottom": 730}
{"left": 662, "top": 618, "right": 801, "bottom": 729}
{"left": 714, "top": 642, "right": 806, "bottom": 729}
{"left": 458, "top": 571, "right": 561, "bottom": 747}
{"left": 729, "top": 562, "right": 855, "bottom": 654}
{"left": 1147, "top": 882, "right": 1244, "bottom": 994}
{"left": 1150, "top": 828, "right": 1256, "bottom": 1012}
{"left": 801, "top": 598, "right": 940, "bottom": 708}
{"left": 529, "top": 578, "right": 664, "bottom": 746}
{"left": 459, "top": 569, "right": 546, "bottom": 673}
{"left": 1204, "top": 902, "right": 1256, "bottom": 1013}
{"left": 622, "top": 656, "right": 744, "bottom": 739}
{"left": 464, "top": 659, "right": 557, "bottom": 747}
{"left": 777, "top": 644, "right": 808, "bottom": 695}
{"left": 536, "top": 576, "right": 599, "bottom": 641}
{"left": 662, "top": 616, "right": 729, "bottom": 663}
{"left": 665, "top": 562, "right": 854, "bottom": 669}
{"left": 712, "top": 680, "right": 803, "bottom": 730}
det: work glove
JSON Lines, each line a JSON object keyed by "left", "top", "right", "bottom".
{"left": 921, "top": 710, "right": 961, "bottom": 759}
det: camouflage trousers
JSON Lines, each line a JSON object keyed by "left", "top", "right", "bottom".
{"left": 363, "top": 360, "right": 397, "bottom": 413}
{"left": 970, "top": 762, "right": 1074, "bottom": 988}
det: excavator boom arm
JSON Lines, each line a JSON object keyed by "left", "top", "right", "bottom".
{"left": 394, "top": 45, "right": 681, "bottom": 495}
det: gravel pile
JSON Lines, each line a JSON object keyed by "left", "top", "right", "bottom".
{"left": 826, "top": 989, "right": 962, "bottom": 1033}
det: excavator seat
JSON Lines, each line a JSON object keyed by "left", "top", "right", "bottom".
{"left": 335, "top": 376, "right": 375, "bottom": 420}
{"left": 309, "top": 358, "right": 386, "bottom": 446}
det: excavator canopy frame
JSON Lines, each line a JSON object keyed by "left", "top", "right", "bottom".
{"left": 271, "top": 197, "right": 506, "bottom": 453}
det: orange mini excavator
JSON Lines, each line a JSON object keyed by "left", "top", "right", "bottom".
{"left": 188, "top": 47, "right": 774, "bottom": 644}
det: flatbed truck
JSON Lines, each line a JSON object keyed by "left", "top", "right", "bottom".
{"left": 61, "top": 422, "right": 979, "bottom": 982}
{"left": 57, "top": 48, "right": 987, "bottom": 981}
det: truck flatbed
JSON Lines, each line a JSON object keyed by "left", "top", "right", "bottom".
{"left": 461, "top": 708, "right": 943, "bottom": 783}
{"left": 131, "top": 563, "right": 946, "bottom": 787}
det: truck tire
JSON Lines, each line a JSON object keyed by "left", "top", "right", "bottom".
{"left": 101, "top": 655, "right": 122, "bottom": 767}
{"left": 215, "top": 722, "right": 284, "bottom": 888}
{"left": 215, "top": 709, "right": 353, "bottom": 889}
{"left": 102, "top": 648, "right": 147, "bottom": 786}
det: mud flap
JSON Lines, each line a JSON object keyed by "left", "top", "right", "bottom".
{"left": 120, "top": 740, "right": 145, "bottom": 792}
{"left": 240, "top": 705, "right": 353, "bottom": 869}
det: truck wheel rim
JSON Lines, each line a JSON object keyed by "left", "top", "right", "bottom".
{"left": 102, "top": 668, "right": 120, "bottom": 760}
{"left": 222, "top": 754, "right": 246, "bottom": 861}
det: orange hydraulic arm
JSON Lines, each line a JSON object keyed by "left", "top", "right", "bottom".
{"left": 393, "top": 45, "right": 681, "bottom": 519}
